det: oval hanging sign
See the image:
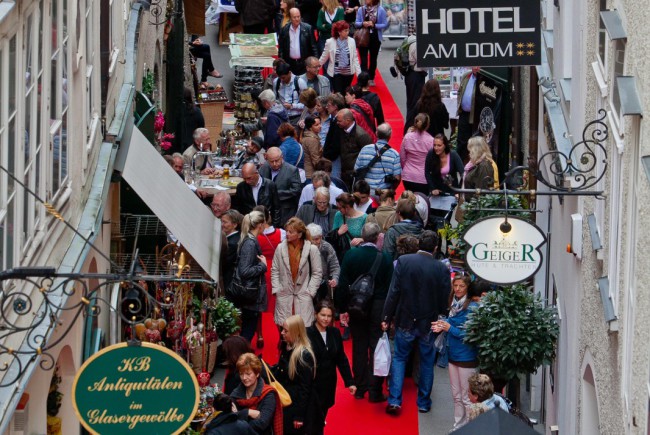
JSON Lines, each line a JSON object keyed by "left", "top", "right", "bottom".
{"left": 462, "top": 215, "right": 547, "bottom": 285}
{"left": 72, "top": 342, "right": 199, "bottom": 435}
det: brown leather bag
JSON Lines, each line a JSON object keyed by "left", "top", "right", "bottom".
{"left": 354, "top": 27, "right": 370, "bottom": 48}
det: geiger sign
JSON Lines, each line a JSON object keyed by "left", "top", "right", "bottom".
{"left": 416, "top": 0, "right": 541, "bottom": 67}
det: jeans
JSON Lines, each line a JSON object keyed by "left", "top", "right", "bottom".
{"left": 388, "top": 328, "right": 437, "bottom": 409}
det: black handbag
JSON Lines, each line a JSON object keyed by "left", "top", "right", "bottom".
{"left": 225, "top": 240, "right": 261, "bottom": 305}
{"left": 325, "top": 217, "right": 351, "bottom": 263}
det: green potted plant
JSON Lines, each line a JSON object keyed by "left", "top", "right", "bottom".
{"left": 464, "top": 283, "right": 559, "bottom": 393}
{"left": 211, "top": 297, "right": 241, "bottom": 341}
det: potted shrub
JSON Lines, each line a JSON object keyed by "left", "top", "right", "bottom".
{"left": 464, "top": 283, "right": 559, "bottom": 395}
{"left": 211, "top": 297, "right": 242, "bottom": 341}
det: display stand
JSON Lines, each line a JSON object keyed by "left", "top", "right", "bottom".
{"left": 198, "top": 101, "right": 226, "bottom": 149}
{"left": 219, "top": 14, "right": 242, "bottom": 45}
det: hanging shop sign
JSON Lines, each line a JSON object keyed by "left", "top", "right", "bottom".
{"left": 72, "top": 342, "right": 199, "bottom": 435}
{"left": 416, "top": 0, "right": 541, "bottom": 67}
{"left": 462, "top": 215, "right": 547, "bottom": 285}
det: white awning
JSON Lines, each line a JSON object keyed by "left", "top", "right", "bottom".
{"left": 117, "top": 126, "right": 222, "bottom": 280}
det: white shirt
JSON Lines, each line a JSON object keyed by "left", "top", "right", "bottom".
{"left": 298, "top": 183, "right": 344, "bottom": 206}
{"left": 252, "top": 175, "right": 264, "bottom": 203}
{"left": 289, "top": 25, "right": 301, "bottom": 59}
{"left": 344, "top": 122, "right": 356, "bottom": 134}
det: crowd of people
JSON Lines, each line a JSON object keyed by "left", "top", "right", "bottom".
{"left": 169, "top": 2, "right": 507, "bottom": 434}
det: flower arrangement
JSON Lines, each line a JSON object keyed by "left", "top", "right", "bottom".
{"left": 153, "top": 111, "right": 174, "bottom": 154}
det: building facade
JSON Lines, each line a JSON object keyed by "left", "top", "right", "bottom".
{"left": 0, "top": 1, "right": 168, "bottom": 433}
{"left": 530, "top": 0, "right": 650, "bottom": 433}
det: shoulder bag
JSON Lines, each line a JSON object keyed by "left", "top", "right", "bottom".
{"left": 261, "top": 359, "right": 293, "bottom": 407}
{"left": 325, "top": 216, "right": 351, "bottom": 262}
{"left": 225, "top": 239, "right": 261, "bottom": 305}
{"left": 353, "top": 7, "right": 370, "bottom": 48}
{"left": 353, "top": 143, "right": 389, "bottom": 182}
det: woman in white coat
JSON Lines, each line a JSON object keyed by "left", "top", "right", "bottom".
{"left": 272, "top": 217, "right": 323, "bottom": 328}
{"left": 319, "top": 20, "right": 361, "bottom": 94}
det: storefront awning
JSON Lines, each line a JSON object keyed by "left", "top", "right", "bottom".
{"left": 115, "top": 126, "right": 222, "bottom": 281}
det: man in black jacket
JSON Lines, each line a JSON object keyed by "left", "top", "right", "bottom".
{"left": 258, "top": 147, "right": 302, "bottom": 226}
{"left": 233, "top": 163, "right": 281, "bottom": 228}
{"left": 278, "top": 8, "right": 318, "bottom": 76}
{"left": 234, "top": 0, "right": 276, "bottom": 34}
{"left": 381, "top": 230, "right": 451, "bottom": 415}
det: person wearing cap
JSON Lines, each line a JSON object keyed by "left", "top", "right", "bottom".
{"left": 233, "top": 137, "right": 267, "bottom": 169}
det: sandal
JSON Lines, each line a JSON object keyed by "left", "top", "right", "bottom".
{"left": 209, "top": 70, "right": 223, "bottom": 78}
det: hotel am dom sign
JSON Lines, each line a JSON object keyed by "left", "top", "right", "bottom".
{"left": 415, "top": 0, "right": 541, "bottom": 67}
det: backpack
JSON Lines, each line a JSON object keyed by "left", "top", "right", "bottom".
{"left": 347, "top": 252, "right": 383, "bottom": 317}
{"left": 394, "top": 38, "right": 414, "bottom": 76}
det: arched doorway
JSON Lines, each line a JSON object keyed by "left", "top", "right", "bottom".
{"left": 581, "top": 364, "right": 600, "bottom": 434}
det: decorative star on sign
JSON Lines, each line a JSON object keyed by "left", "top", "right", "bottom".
{"left": 527, "top": 50, "right": 535, "bottom": 56}
{"left": 526, "top": 42, "right": 535, "bottom": 48}
{"left": 516, "top": 42, "right": 525, "bottom": 49}
{"left": 517, "top": 50, "right": 525, "bottom": 56}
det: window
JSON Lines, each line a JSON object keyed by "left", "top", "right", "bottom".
{"left": 610, "top": 39, "right": 626, "bottom": 124}
{"left": 597, "top": 0, "right": 608, "bottom": 68}
{"left": 50, "top": 0, "right": 70, "bottom": 196}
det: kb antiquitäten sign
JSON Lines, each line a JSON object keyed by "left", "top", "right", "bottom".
{"left": 416, "top": 0, "right": 541, "bottom": 67}
{"left": 462, "top": 216, "right": 546, "bottom": 285}
{"left": 72, "top": 342, "right": 199, "bottom": 435}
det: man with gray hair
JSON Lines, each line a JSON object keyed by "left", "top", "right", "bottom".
{"left": 298, "top": 170, "right": 344, "bottom": 206}
{"left": 296, "top": 186, "right": 336, "bottom": 234}
{"left": 336, "top": 222, "right": 394, "bottom": 403}
{"left": 306, "top": 222, "right": 340, "bottom": 301}
{"left": 335, "top": 108, "right": 373, "bottom": 190}
{"left": 183, "top": 128, "right": 215, "bottom": 173}
{"left": 354, "top": 122, "right": 402, "bottom": 190}
{"left": 258, "top": 89, "right": 288, "bottom": 149}
{"left": 298, "top": 56, "right": 331, "bottom": 96}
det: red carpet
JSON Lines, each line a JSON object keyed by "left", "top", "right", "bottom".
{"left": 254, "top": 70, "right": 418, "bottom": 434}
{"left": 256, "top": 313, "right": 419, "bottom": 434}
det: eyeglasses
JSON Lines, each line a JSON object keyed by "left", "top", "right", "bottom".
{"left": 315, "top": 200, "right": 329, "bottom": 205}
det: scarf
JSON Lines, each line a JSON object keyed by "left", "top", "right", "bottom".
{"left": 288, "top": 239, "right": 304, "bottom": 283}
{"left": 235, "top": 384, "right": 284, "bottom": 435}
{"left": 365, "top": 5, "right": 378, "bottom": 23}
{"left": 449, "top": 295, "right": 467, "bottom": 317}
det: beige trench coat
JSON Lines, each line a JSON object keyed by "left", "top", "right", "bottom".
{"left": 271, "top": 240, "right": 323, "bottom": 327}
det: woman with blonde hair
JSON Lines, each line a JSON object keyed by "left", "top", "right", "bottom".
{"left": 463, "top": 136, "right": 499, "bottom": 202}
{"left": 400, "top": 113, "right": 435, "bottom": 195}
{"left": 317, "top": 0, "right": 345, "bottom": 55}
{"left": 272, "top": 217, "right": 323, "bottom": 328}
{"left": 233, "top": 211, "right": 268, "bottom": 342}
{"left": 272, "top": 314, "right": 320, "bottom": 434}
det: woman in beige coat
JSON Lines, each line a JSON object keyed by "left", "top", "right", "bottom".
{"left": 272, "top": 217, "right": 323, "bottom": 328}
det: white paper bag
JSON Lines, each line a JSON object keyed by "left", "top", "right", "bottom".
{"left": 374, "top": 332, "right": 392, "bottom": 377}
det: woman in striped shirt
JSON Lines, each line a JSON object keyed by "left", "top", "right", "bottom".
{"left": 319, "top": 20, "right": 361, "bottom": 93}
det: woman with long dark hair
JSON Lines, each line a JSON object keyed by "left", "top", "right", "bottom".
{"left": 403, "top": 79, "right": 449, "bottom": 137}
{"left": 222, "top": 336, "right": 255, "bottom": 395}
{"left": 424, "top": 134, "right": 464, "bottom": 197}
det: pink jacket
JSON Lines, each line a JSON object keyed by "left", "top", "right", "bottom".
{"left": 400, "top": 130, "right": 434, "bottom": 184}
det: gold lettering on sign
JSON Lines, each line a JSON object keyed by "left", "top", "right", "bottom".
{"left": 87, "top": 376, "right": 183, "bottom": 397}
{"left": 86, "top": 408, "right": 185, "bottom": 430}
{"left": 117, "top": 357, "right": 151, "bottom": 372}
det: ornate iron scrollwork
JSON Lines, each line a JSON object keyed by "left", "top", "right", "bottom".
{"left": 0, "top": 268, "right": 213, "bottom": 387}
{"left": 535, "top": 109, "right": 608, "bottom": 192}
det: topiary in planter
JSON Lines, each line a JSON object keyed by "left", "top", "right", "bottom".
{"left": 464, "top": 283, "right": 559, "bottom": 383}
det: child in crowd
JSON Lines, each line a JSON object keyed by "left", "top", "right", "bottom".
{"left": 467, "top": 373, "right": 509, "bottom": 421}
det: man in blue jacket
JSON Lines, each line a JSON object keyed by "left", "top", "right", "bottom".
{"left": 381, "top": 230, "right": 451, "bottom": 415}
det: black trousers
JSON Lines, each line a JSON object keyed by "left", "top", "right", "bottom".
{"left": 402, "top": 180, "right": 430, "bottom": 196}
{"left": 331, "top": 73, "right": 354, "bottom": 94}
{"left": 358, "top": 33, "right": 381, "bottom": 80}
{"left": 243, "top": 21, "right": 272, "bottom": 34}
{"left": 404, "top": 69, "right": 427, "bottom": 134}
{"left": 189, "top": 44, "right": 215, "bottom": 82}
{"left": 240, "top": 308, "right": 259, "bottom": 342}
{"left": 456, "top": 110, "right": 473, "bottom": 163}
{"left": 350, "top": 298, "right": 385, "bottom": 399}
{"left": 287, "top": 58, "right": 307, "bottom": 76}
